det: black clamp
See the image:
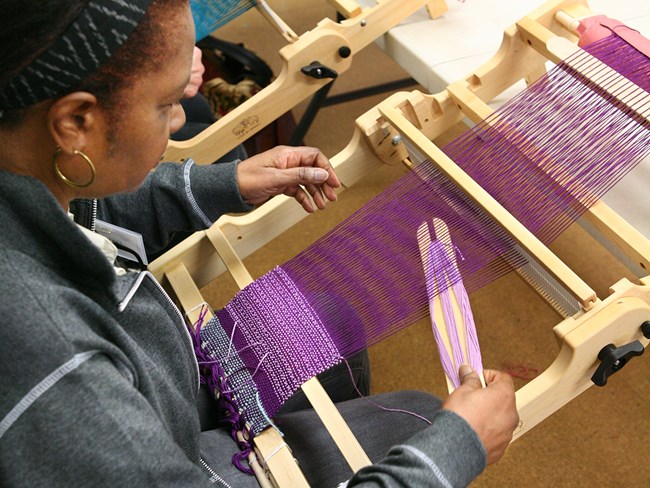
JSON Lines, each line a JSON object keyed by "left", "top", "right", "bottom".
{"left": 591, "top": 340, "right": 644, "bottom": 387}
{"left": 301, "top": 61, "right": 338, "bottom": 80}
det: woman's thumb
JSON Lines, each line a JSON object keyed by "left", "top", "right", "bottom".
{"left": 294, "top": 167, "right": 329, "bottom": 184}
{"left": 458, "top": 364, "right": 483, "bottom": 389}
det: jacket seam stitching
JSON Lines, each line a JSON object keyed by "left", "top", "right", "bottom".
{"left": 0, "top": 350, "right": 100, "bottom": 441}
{"left": 400, "top": 444, "right": 453, "bottom": 488}
{"left": 183, "top": 159, "right": 212, "bottom": 227}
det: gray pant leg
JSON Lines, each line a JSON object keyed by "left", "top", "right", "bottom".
{"left": 200, "top": 390, "right": 439, "bottom": 487}
{"left": 277, "top": 390, "right": 440, "bottom": 486}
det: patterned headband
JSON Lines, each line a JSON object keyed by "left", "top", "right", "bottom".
{"left": 0, "top": 0, "right": 154, "bottom": 111}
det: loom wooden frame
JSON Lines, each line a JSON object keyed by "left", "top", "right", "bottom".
{"left": 150, "top": 0, "right": 650, "bottom": 485}
{"left": 164, "top": 0, "right": 448, "bottom": 165}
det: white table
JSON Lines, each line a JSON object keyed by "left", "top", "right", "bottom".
{"left": 358, "top": 0, "right": 650, "bottom": 238}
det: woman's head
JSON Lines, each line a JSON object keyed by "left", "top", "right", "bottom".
{"left": 0, "top": 0, "right": 194, "bottom": 206}
{"left": 1, "top": 0, "right": 188, "bottom": 124}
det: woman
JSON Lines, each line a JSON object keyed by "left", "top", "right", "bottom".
{"left": 0, "top": 0, "right": 518, "bottom": 486}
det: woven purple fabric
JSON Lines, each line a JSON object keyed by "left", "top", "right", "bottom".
{"left": 215, "top": 267, "right": 342, "bottom": 430}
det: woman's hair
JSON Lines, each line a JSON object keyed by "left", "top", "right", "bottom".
{"left": 0, "top": 0, "right": 188, "bottom": 127}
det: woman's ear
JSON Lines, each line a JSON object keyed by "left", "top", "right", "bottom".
{"left": 47, "top": 92, "right": 100, "bottom": 152}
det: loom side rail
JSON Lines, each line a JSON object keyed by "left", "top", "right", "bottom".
{"left": 514, "top": 277, "right": 650, "bottom": 440}
{"left": 148, "top": 124, "right": 387, "bottom": 286}
{"left": 163, "top": 0, "right": 431, "bottom": 165}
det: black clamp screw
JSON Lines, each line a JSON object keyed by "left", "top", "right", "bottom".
{"left": 591, "top": 340, "right": 644, "bottom": 387}
{"left": 301, "top": 61, "right": 338, "bottom": 80}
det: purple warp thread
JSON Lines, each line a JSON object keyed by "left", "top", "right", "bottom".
{"left": 427, "top": 241, "right": 465, "bottom": 376}
{"left": 282, "top": 164, "right": 521, "bottom": 360}
{"left": 583, "top": 33, "right": 650, "bottom": 93}
{"left": 442, "top": 43, "right": 650, "bottom": 246}
{"left": 427, "top": 241, "right": 464, "bottom": 384}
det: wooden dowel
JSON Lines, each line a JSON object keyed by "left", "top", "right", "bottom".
{"left": 256, "top": 0, "right": 299, "bottom": 43}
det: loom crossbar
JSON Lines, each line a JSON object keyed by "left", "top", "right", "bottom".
{"left": 163, "top": 0, "right": 436, "bottom": 165}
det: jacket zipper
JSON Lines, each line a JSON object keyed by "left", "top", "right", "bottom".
{"left": 88, "top": 206, "right": 201, "bottom": 391}
{"left": 199, "top": 457, "right": 233, "bottom": 487}
{"left": 119, "top": 270, "right": 201, "bottom": 393}
{"left": 90, "top": 199, "right": 97, "bottom": 232}
{"left": 147, "top": 273, "right": 201, "bottom": 393}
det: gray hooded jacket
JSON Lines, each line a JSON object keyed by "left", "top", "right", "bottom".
{"left": 0, "top": 160, "right": 485, "bottom": 487}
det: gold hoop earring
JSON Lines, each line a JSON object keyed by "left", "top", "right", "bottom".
{"left": 53, "top": 147, "right": 96, "bottom": 188}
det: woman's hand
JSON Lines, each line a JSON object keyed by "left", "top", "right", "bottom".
{"left": 236, "top": 146, "right": 341, "bottom": 212}
{"left": 442, "top": 365, "right": 519, "bottom": 465}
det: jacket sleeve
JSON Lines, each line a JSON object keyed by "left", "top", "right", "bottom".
{"left": 96, "top": 159, "right": 254, "bottom": 253}
{"left": 346, "top": 410, "right": 486, "bottom": 487}
{"left": 0, "top": 352, "right": 213, "bottom": 487}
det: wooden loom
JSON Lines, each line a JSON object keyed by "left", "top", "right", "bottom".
{"left": 150, "top": 0, "right": 650, "bottom": 485}
{"left": 165, "top": 0, "right": 449, "bottom": 165}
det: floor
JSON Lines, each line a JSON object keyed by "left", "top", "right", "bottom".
{"left": 200, "top": 1, "right": 650, "bottom": 486}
